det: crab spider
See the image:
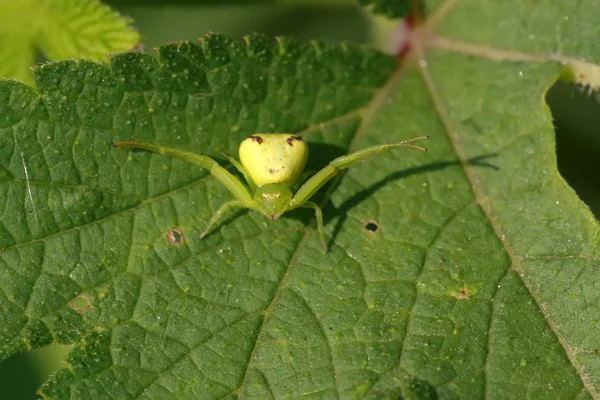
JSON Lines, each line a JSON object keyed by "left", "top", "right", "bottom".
{"left": 112, "top": 134, "right": 428, "bottom": 252}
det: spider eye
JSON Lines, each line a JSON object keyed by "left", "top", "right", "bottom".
{"left": 262, "top": 192, "right": 282, "bottom": 200}
{"left": 239, "top": 133, "right": 309, "bottom": 187}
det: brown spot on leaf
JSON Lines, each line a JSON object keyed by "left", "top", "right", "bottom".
{"left": 70, "top": 294, "right": 92, "bottom": 313}
{"left": 452, "top": 287, "right": 471, "bottom": 299}
{"left": 167, "top": 228, "right": 185, "bottom": 246}
{"left": 287, "top": 135, "right": 302, "bottom": 146}
{"left": 249, "top": 135, "right": 263, "bottom": 144}
{"left": 363, "top": 220, "right": 380, "bottom": 234}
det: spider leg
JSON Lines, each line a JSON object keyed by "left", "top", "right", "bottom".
{"left": 112, "top": 141, "right": 254, "bottom": 206}
{"left": 291, "top": 169, "right": 316, "bottom": 192}
{"left": 300, "top": 201, "right": 327, "bottom": 252}
{"left": 221, "top": 151, "right": 257, "bottom": 191}
{"left": 200, "top": 200, "right": 244, "bottom": 239}
{"left": 290, "top": 136, "right": 428, "bottom": 208}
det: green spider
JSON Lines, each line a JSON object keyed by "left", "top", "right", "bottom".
{"left": 112, "top": 134, "right": 428, "bottom": 252}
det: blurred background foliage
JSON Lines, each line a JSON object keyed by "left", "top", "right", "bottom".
{"left": 0, "top": 1, "right": 598, "bottom": 399}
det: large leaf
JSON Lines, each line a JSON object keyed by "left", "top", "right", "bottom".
{"left": 0, "top": 2, "right": 599, "bottom": 399}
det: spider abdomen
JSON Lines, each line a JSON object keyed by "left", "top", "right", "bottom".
{"left": 239, "top": 134, "right": 308, "bottom": 187}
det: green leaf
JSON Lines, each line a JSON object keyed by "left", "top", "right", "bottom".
{"left": 0, "top": 0, "right": 139, "bottom": 84}
{"left": 0, "top": 2, "right": 599, "bottom": 399}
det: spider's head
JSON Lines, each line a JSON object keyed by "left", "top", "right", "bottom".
{"left": 255, "top": 184, "right": 293, "bottom": 220}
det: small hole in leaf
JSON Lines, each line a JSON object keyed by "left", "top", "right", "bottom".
{"left": 70, "top": 294, "right": 92, "bottom": 313}
{"left": 166, "top": 228, "right": 185, "bottom": 246}
{"left": 363, "top": 220, "right": 380, "bottom": 234}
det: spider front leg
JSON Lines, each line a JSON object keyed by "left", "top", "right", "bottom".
{"left": 291, "top": 136, "right": 429, "bottom": 207}
{"left": 112, "top": 141, "right": 257, "bottom": 240}
{"left": 112, "top": 141, "right": 255, "bottom": 206}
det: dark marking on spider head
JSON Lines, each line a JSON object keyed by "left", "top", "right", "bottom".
{"left": 287, "top": 135, "right": 303, "bottom": 146}
{"left": 249, "top": 135, "right": 263, "bottom": 144}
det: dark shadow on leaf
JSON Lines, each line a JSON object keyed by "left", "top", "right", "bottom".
{"left": 305, "top": 141, "right": 348, "bottom": 171}
{"left": 323, "top": 153, "right": 499, "bottom": 249}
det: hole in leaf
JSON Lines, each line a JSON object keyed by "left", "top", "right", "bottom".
{"left": 70, "top": 294, "right": 91, "bottom": 313}
{"left": 166, "top": 228, "right": 185, "bottom": 246}
{"left": 363, "top": 220, "right": 380, "bottom": 234}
